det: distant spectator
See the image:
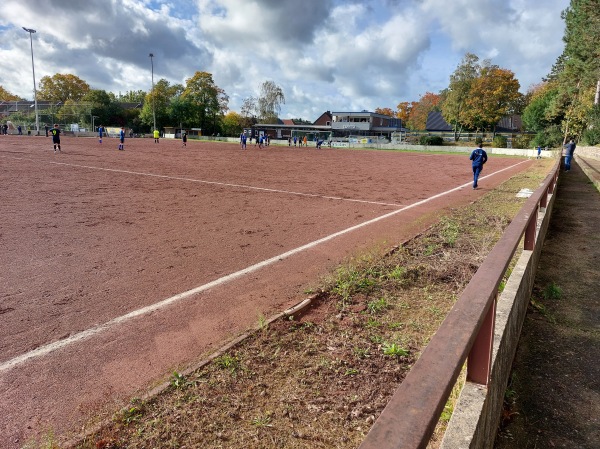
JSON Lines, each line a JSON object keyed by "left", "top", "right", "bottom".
{"left": 563, "top": 139, "right": 576, "bottom": 171}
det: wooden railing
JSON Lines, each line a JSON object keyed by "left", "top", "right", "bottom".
{"left": 358, "top": 161, "right": 560, "bottom": 449}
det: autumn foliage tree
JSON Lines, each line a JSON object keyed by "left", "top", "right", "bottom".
{"left": 374, "top": 107, "right": 396, "bottom": 117}
{"left": 0, "top": 85, "right": 21, "bottom": 101}
{"left": 396, "top": 102, "right": 413, "bottom": 126}
{"left": 441, "top": 53, "right": 480, "bottom": 140}
{"left": 406, "top": 92, "right": 441, "bottom": 130}
{"left": 463, "top": 66, "right": 520, "bottom": 132}
{"left": 38, "top": 73, "right": 90, "bottom": 103}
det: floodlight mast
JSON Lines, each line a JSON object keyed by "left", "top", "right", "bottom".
{"left": 23, "top": 27, "right": 39, "bottom": 135}
{"left": 149, "top": 53, "right": 156, "bottom": 131}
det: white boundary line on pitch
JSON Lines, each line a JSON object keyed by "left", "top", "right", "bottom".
{"left": 0, "top": 155, "right": 404, "bottom": 208}
{"left": 0, "top": 160, "right": 529, "bottom": 373}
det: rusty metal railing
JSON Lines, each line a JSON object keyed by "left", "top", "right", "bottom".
{"left": 359, "top": 161, "right": 560, "bottom": 449}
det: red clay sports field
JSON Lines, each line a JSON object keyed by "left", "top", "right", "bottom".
{"left": 0, "top": 135, "right": 531, "bottom": 446}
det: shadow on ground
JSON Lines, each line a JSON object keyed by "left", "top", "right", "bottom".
{"left": 494, "top": 158, "right": 600, "bottom": 449}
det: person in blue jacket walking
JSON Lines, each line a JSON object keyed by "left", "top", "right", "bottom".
{"left": 563, "top": 139, "right": 576, "bottom": 171}
{"left": 470, "top": 143, "right": 488, "bottom": 189}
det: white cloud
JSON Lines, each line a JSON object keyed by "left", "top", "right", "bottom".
{"left": 0, "top": 0, "right": 570, "bottom": 120}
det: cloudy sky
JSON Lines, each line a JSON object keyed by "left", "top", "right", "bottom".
{"left": 0, "top": 0, "right": 569, "bottom": 120}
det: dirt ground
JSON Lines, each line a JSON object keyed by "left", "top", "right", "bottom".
{"left": 494, "top": 159, "right": 600, "bottom": 448}
{"left": 76, "top": 159, "right": 556, "bottom": 449}
{"left": 0, "top": 135, "right": 530, "bottom": 448}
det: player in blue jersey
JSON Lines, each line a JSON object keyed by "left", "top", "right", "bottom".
{"left": 469, "top": 143, "right": 488, "bottom": 189}
{"left": 98, "top": 125, "right": 104, "bottom": 143}
{"left": 118, "top": 127, "right": 125, "bottom": 150}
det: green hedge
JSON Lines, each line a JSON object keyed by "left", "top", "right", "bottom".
{"left": 492, "top": 135, "right": 508, "bottom": 148}
{"left": 419, "top": 135, "right": 444, "bottom": 146}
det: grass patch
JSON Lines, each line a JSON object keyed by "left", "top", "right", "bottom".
{"left": 542, "top": 282, "right": 563, "bottom": 300}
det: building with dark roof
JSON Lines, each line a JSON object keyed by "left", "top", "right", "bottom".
{"left": 251, "top": 110, "right": 402, "bottom": 141}
{"left": 426, "top": 110, "right": 523, "bottom": 133}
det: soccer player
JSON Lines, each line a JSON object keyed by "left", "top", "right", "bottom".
{"left": 182, "top": 132, "right": 187, "bottom": 147}
{"left": 118, "top": 127, "right": 125, "bottom": 150}
{"left": 51, "top": 124, "right": 61, "bottom": 153}
{"left": 469, "top": 143, "right": 488, "bottom": 189}
{"left": 153, "top": 129, "right": 160, "bottom": 143}
{"left": 240, "top": 132, "right": 247, "bottom": 149}
{"left": 98, "top": 125, "right": 104, "bottom": 143}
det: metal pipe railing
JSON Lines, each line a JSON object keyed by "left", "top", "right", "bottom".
{"left": 359, "top": 161, "right": 560, "bottom": 449}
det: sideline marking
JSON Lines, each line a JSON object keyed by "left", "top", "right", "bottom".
{"left": 0, "top": 160, "right": 529, "bottom": 373}
{"left": 0, "top": 155, "right": 404, "bottom": 208}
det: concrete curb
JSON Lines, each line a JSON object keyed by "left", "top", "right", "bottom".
{"left": 575, "top": 154, "right": 600, "bottom": 192}
{"left": 440, "top": 169, "right": 558, "bottom": 449}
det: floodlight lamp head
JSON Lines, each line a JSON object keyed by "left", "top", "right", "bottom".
{"left": 149, "top": 53, "right": 154, "bottom": 58}
{"left": 22, "top": 27, "right": 36, "bottom": 33}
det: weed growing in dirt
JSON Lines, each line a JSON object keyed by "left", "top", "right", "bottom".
{"left": 382, "top": 342, "right": 409, "bottom": 358}
{"left": 542, "top": 282, "right": 563, "bottom": 300}
{"left": 214, "top": 354, "right": 242, "bottom": 373}
{"left": 367, "top": 297, "right": 389, "bottom": 314}
{"left": 257, "top": 313, "right": 269, "bottom": 332}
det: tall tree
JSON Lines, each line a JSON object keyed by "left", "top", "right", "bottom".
{"left": 221, "top": 111, "right": 244, "bottom": 136}
{"left": 463, "top": 67, "right": 521, "bottom": 132}
{"left": 396, "top": 101, "right": 413, "bottom": 125}
{"left": 168, "top": 95, "right": 195, "bottom": 129}
{"left": 441, "top": 53, "right": 481, "bottom": 140}
{"left": 182, "top": 71, "right": 228, "bottom": 135}
{"left": 140, "top": 79, "right": 183, "bottom": 130}
{"left": 257, "top": 80, "right": 285, "bottom": 123}
{"left": 407, "top": 92, "right": 441, "bottom": 130}
{"left": 552, "top": 0, "right": 600, "bottom": 141}
{"left": 38, "top": 73, "right": 90, "bottom": 103}
{"left": 0, "top": 86, "right": 21, "bottom": 101}
{"left": 115, "top": 90, "right": 147, "bottom": 104}
{"left": 240, "top": 96, "right": 257, "bottom": 128}
{"left": 374, "top": 107, "right": 395, "bottom": 117}
{"left": 522, "top": 82, "right": 561, "bottom": 132}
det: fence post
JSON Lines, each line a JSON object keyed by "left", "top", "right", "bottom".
{"left": 540, "top": 188, "right": 549, "bottom": 209}
{"left": 524, "top": 208, "right": 538, "bottom": 251}
{"left": 467, "top": 295, "right": 496, "bottom": 385}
